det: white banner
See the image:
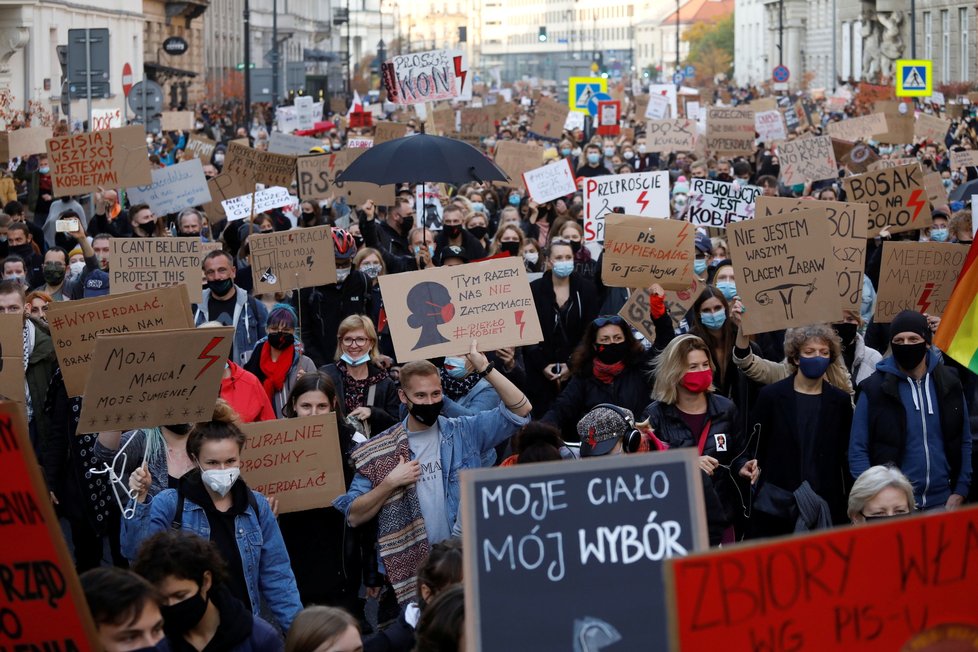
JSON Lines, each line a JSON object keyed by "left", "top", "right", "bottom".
{"left": 583, "top": 171, "right": 671, "bottom": 243}
{"left": 222, "top": 186, "right": 294, "bottom": 222}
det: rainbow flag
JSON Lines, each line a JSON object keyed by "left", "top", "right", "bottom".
{"left": 934, "top": 240, "right": 978, "bottom": 372}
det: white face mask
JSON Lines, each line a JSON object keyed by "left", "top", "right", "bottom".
{"left": 335, "top": 267, "right": 351, "bottom": 283}
{"left": 523, "top": 252, "right": 539, "bottom": 265}
{"left": 200, "top": 467, "right": 240, "bottom": 497}
{"left": 68, "top": 261, "right": 85, "bottom": 278}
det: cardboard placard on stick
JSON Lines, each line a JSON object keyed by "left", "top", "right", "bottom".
{"left": 873, "top": 241, "right": 967, "bottom": 322}
{"left": 530, "top": 97, "right": 569, "bottom": 139}
{"left": 250, "top": 225, "right": 337, "bottom": 293}
{"left": 777, "top": 136, "right": 838, "bottom": 185}
{"left": 381, "top": 49, "right": 459, "bottom": 104}
{"left": 825, "top": 113, "right": 888, "bottom": 142}
{"left": 0, "top": 314, "right": 26, "bottom": 404}
{"left": 378, "top": 256, "right": 543, "bottom": 363}
{"left": 459, "top": 107, "right": 495, "bottom": 138}
{"left": 754, "top": 110, "right": 788, "bottom": 144}
{"left": 373, "top": 121, "right": 408, "bottom": 144}
{"left": 295, "top": 150, "right": 396, "bottom": 206}
{"left": 704, "top": 107, "right": 755, "bottom": 156}
{"left": 842, "top": 162, "right": 930, "bottom": 236}
{"left": 221, "top": 186, "right": 293, "bottom": 222}
{"left": 203, "top": 173, "right": 253, "bottom": 222}
{"left": 46, "top": 125, "right": 152, "bottom": 197}
{"left": 923, "top": 171, "right": 949, "bottom": 206}
{"left": 522, "top": 160, "right": 577, "bottom": 204}
{"left": 0, "top": 126, "right": 52, "bottom": 160}
{"left": 866, "top": 157, "right": 917, "bottom": 172}
{"left": 161, "top": 111, "right": 195, "bottom": 131}
{"left": 602, "top": 214, "right": 695, "bottom": 290}
{"left": 126, "top": 157, "right": 212, "bottom": 216}
{"left": 583, "top": 171, "right": 671, "bottom": 243}
{"left": 685, "top": 178, "right": 762, "bottom": 228}
{"left": 0, "top": 401, "right": 101, "bottom": 649}
{"left": 950, "top": 149, "right": 978, "bottom": 168}
{"left": 728, "top": 209, "right": 837, "bottom": 335}
{"left": 755, "top": 197, "right": 868, "bottom": 313}
{"left": 77, "top": 327, "right": 234, "bottom": 434}
{"left": 491, "top": 140, "right": 543, "bottom": 190}
{"left": 107, "top": 238, "right": 212, "bottom": 303}
{"left": 873, "top": 101, "right": 915, "bottom": 145}
{"left": 182, "top": 134, "right": 217, "bottom": 161}
{"left": 240, "top": 415, "right": 346, "bottom": 513}
{"left": 268, "top": 131, "right": 325, "bottom": 155}
{"left": 915, "top": 112, "right": 951, "bottom": 144}
{"left": 223, "top": 141, "right": 296, "bottom": 188}
{"left": 430, "top": 106, "right": 456, "bottom": 135}
{"left": 646, "top": 119, "right": 696, "bottom": 154}
{"left": 46, "top": 286, "right": 195, "bottom": 397}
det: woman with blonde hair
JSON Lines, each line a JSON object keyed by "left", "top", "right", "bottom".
{"left": 319, "top": 314, "right": 400, "bottom": 436}
{"left": 286, "top": 606, "right": 361, "bottom": 652}
{"left": 847, "top": 465, "right": 915, "bottom": 523}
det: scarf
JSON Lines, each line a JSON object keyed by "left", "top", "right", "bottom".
{"left": 592, "top": 359, "right": 625, "bottom": 384}
{"left": 351, "top": 423, "right": 429, "bottom": 604}
{"left": 340, "top": 361, "right": 389, "bottom": 414}
{"left": 439, "top": 368, "right": 481, "bottom": 401}
{"left": 259, "top": 343, "right": 293, "bottom": 399}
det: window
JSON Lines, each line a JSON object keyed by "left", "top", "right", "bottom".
{"left": 853, "top": 20, "right": 863, "bottom": 80}
{"left": 842, "top": 21, "right": 851, "bottom": 78}
{"left": 923, "top": 12, "right": 932, "bottom": 61}
{"left": 961, "top": 8, "right": 970, "bottom": 81}
{"left": 942, "top": 10, "right": 950, "bottom": 83}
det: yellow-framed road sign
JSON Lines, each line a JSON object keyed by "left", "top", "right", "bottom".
{"left": 896, "top": 60, "right": 932, "bottom": 97}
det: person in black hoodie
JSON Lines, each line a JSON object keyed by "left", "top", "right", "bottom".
{"left": 524, "top": 239, "right": 600, "bottom": 417}
{"left": 133, "top": 531, "right": 283, "bottom": 651}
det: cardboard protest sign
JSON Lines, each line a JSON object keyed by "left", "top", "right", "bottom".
{"left": 382, "top": 49, "right": 458, "bottom": 104}
{"left": 665, "top": 507, "right": 978, "bottom": 652}
{"left": 373, "top": 121, "right": 408, "bottom": 144}
{"left": 915, "top": 112, "right": 951, "bottom": 144}
{"left": 522, "top": 160, "right": 577, "bottom": 204}
{"left": 645, "top": 93, "right": 672, "bottom": 120}
{"left": 842, "top": 163, "right": 930, "bottom": 236}
{"left": 378, "top": 256, "right": 543, "bottom": 362}
{"left": 0, "top": 126, "right": 52, "bottom": 160}
{"left": 924, "top": 171, "right": 949, "bottom": 207}
{"left": 874, "top": 241, "right": 967, "bottom": 322}
{"left": 223, "top": 141, "right": 296, "bottom": 188}
{"left": 0, "top": 314, "right": 26, "bottom": 404}
{"left": 492, "top": 140, "right": 543, "bottom": 190}
{"left": 825, "top": 113, "right": 888, "bottom": 142}
{"left": 834, "top": 139, "right": 880, "bottom": 173}
{"left": 950, "top": 149, "right": 978, "bottom": 168}
{"left": 583, "top": 171, "right": 671, "bottom": 243}
{"left": 249, "top": 225, "right": 337, "bottom": 293}
{"left": 874, "top": 101, "right": 914, "bottom": 145}
{"left": 646, "top": 119, "right": 696, "bottom": 154}
{"left": 602, "top": 215, "right": 695, "bottom": 290}
{"left": 704, "top": 107, "right": 755, "bottom": 156}
{"left": 221, "top": 186, "right": 293, "bottom": 222}
{"left": 126, "top": 157, "right": 212, "bottom": 216}
{"left": 777, "top": 135, "right": 838, "bottom": 186}
{"left": 619, "top": 280, "right": 703, "bottom": 336}
{"left": 867, "top": 156, "right": 917, "bottom": 172}
{"left": 268, "top": 131, "right": 324, "bottom": 155}
{"left": 240, "top": 415, "right": 346, "bottom": 513}
{"left": 0, "top": 402, "right": 101, "bottom": 649}
{"left": 182, "top": 134, "right": 217, "bottom": 161}
{"left": 46, "top": 286, "right": 195, "bottom": 396}
{"left": 161, "top": 111, "right": 194, "bottom": 132}
{"left": 203, "top": 173, "right": 253, "bottom": 222}
{"left": 754, "top": 110, "right": 787, "bottom": 144}
{"left": 107, "top": 238, "right": 212, "bottom": 303}
{"left": 91, "top": 107, "right": 124, "bottom": 131}
{"left": 459, "top": 107, "right": 495, "bottom": 140}
{"left": 46, "top": 125, "right": 152, "bottom": 197}
{"left": 756, "top": 197, "right": 868, "bottom": 313}
{"left": 728, "top": 209, "right": 837, "bottom": 335}
{"left": 296, "top": 152, "right": 393, "bottom": 205}
{"left": 685, "top": 178, "right": 762, "bottom": 229}
{"left": 530, "top": 97, "right": 569, "bottom": 140}
{"left": 431, "top": 106, "right": 456, "bottom": 135}
{"left": 77, "top": 327, "right": 233, "bottom": 434}
{"left": 463, "top": 449, "right": 706, "bottom": 652}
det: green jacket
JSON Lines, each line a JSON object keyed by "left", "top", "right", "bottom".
{"left": 26, "top": 318, "right": 57, "bottom": 439}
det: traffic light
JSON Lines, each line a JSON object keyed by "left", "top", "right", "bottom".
{"left": 538, "top": 26, "right": 548, "bottom": 42}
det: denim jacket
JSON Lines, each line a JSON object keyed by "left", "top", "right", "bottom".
{"left": 121, "top": 487, "right": 302, "bottom": 631}
{"left": 334, "top": 402, "right": 530, "bottom": 537}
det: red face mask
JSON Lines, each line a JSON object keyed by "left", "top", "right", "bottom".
{"left": 680, "top": 369, "right": 713, "bottom": 393}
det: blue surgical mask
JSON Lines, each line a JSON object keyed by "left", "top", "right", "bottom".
{"left": 587, "top": 153, "right": 601, "bottom": 165}
{"left": 508, "top": 194, "right": 521, "bottom": 206}
{"left": 694, "top": 259, "right": 708, "bottom": 275}
{"left": 700, "top": 311, "right": 727, "bottom": 330}
{"left": 413, "top": 244, "right": 436, "bottom": 257}
{"left": 560, "top": 148, "right": 572, "bottom": 157}
{"left": 798, "top": 355, "right": 831, "bottom": 379}
{"left": 38, "top": 166, "right": 51, "bottom": 175}
{"left": 552, "top": 260, "right": 575, "bottom": 278}
{"left": 716, "top": 281, "right": 737, "bottom": 301}
{"left": 471, "top": 202, "right": 485, "bottom": 213}
{"left": 341, "top": 352, "right": 371, "bottom": 366}
{"left": 443, "top": 356, "right": 469, "bottom": 379}
{"left": 930, "top": 228, "right": 949, "bottom": 242}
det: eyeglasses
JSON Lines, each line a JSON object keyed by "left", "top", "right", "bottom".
{"left": 593, "top": 315, "right": 625, "bottom": 328}
{"left": 861, "top": 510, "right": 912, "bottom": 521}
{"left": 342, "top": 336, "right": 370, "bottom": 346}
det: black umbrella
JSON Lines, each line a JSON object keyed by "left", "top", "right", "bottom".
{"left": 335, "top": 133, "right": 508, "bottom": 186}
{"left": 949, "top": 178, "right": 978, "bottom": 203}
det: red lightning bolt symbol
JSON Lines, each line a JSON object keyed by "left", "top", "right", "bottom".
{"left": 515, "top": 310, "right": 526, "bottom": 338}
{"left": 917, "top": 282, "right": 935, "bottom": 314}
{"left": 195, "top": 336, "right": 226, "bottom": 380}
{"left": 908, "top": 189, "right": 927, "bottom": 222}
{"left": 676, "top": 222, "right": 690, "bottom": 247}
{"left": 454, "top": 55, "right": 467, "bottom": 92}
{"left": 636, "top": 190, "right": 649, "bottom": 214}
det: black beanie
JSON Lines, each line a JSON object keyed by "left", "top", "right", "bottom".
{"left": 890, "top": 310, "right": 931, "bottom": 343}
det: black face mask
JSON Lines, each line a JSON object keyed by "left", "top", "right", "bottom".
{"left": 468, "top": 225, "right": 488, "bottom": 240}
{"left": 445, "top": 224, "right": 463, "bottom": 239}
{"left": 399, "top": 215, "right": 415, "bottom": 234}
{"left": 569, "top": 240, "right": 582, "bottom": 254}
{"left": 409, "top": 400, "right": 443, "bottom": 427}
{"left": 268, "top": 332, "right": 295, "bottom": 350}
{"left": 353, "top": 235, "right": 365, "bottom": 248}
{"left": 161, "top": 588, "right": 208, "bottom": 635}
{"left": 177, "top": 230, "right": 200, "bottom": 238}
{"left": 891, "top": 341, "right": 928, "bottom": 372}
{"left": 10, "top": 243, "right": 33, "bottom": 258}
{"left": 500, "top": 241, "right": 520, "bottom": 256}
{"left": 133, "top": 224, "right": 154, "bottom": 237}
{"left": 164, "top": 423, "right": 193, "bottom": 436}
{"left": 207, "top": 278, "right": 235, "bottom": 296}
{"left": 832, "top": 322, "right": 858, "bottom": 347}
{"left": 594, "top": 341, "right": 628, "bottom": 364}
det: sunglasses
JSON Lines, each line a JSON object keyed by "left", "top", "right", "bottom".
{"left": 593, "top": 315, "right": 625, "bottom": 328}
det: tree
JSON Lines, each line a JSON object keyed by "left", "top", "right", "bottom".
{"left": 682, "top": 13, "right": 735, "bottom": 81}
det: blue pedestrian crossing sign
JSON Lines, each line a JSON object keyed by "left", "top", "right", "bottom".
{"left": 568, "top": 77, "right": 608, "bottom": 113}
{"left": 896, "top": 59, "right": 932, "bottom": 97}
{"left": 587, "top": 91, "right": 612, "bottom": 117}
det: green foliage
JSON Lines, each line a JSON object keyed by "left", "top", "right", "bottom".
{"left": 682, "top": 13, "right": 735, "bottom": 79}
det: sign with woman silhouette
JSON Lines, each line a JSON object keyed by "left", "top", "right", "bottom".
{"left": 378, "top": 257, "right": 544, "bottom": 362}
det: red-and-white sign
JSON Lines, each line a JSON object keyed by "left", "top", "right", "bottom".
{"left": 122, "top": 63, "right": 134, "bottom": 97}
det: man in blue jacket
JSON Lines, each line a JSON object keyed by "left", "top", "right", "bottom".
{"left": 850, "top": 310, "right": 972, "bottom": 510}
